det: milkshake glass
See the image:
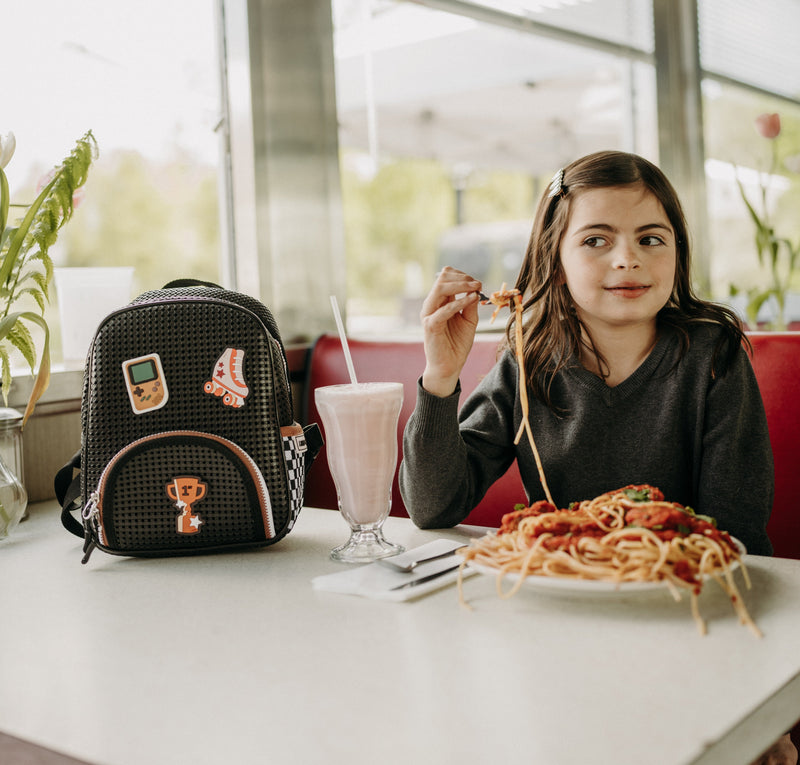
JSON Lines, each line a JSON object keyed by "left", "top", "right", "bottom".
{"left": 315, "top": 382, "right": 405, "bottom": 562}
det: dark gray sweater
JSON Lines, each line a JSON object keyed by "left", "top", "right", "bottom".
{"left": 399, "top": 324, "right": 774, "bottom": 555}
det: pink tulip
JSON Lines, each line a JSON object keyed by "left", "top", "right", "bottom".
{"left": 755, "top": 113, "right": 781, "bottom": 139}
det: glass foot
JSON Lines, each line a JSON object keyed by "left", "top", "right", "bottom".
{"left": 330, "top": 528, "right": 405, "bottom": 563}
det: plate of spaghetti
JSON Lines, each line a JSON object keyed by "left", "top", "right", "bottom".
{"left": 458, "top": 484, "right": 759, "bottom": 636}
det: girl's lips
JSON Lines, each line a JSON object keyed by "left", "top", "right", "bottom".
{"left": 605, "top": 284, "right": 650, "bottom": 298}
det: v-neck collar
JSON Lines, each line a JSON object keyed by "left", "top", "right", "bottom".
{"left": 566, "top": 327, "right": 674, "bottom": 406}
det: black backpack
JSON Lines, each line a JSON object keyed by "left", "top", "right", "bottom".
{"left": 56, "top": 280, "right": 322, "bottom": 563}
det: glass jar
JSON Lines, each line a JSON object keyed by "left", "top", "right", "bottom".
{"left": 0, "top": 407, "right": 27, "bottom": 538}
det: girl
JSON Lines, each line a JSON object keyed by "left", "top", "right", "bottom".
{"left": 399, "top": 150, "right": 774, "bottom": 557}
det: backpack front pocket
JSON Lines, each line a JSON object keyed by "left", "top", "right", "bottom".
{"left": 84, "top": 431, "right": 275, "bottom": 556}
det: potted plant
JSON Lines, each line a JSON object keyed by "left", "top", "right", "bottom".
{"left": 0, "top": 129, "right": 97, "bottom": 536}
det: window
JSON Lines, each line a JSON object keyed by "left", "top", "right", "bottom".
{"left": 332, "top": 0, "right": 657, "bottom": 335}
{"left": 699, "top": 0, "right": 800, "bottom": 325}
{"left": 5, "top": 0, "right": 222, "bottom": 366}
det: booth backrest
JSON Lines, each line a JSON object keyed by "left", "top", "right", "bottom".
{"left": 303, "top": 332, "right": 800, "bottom": 557}
{"left": 748, "top": 333, "right": 800, "bottom": 559}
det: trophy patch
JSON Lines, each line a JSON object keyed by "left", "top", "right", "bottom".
{"left": 167, "top": 476, "right": 207, "bottom": 535}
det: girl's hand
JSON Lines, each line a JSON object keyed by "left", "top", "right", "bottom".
{"left": 749, "top": 734, "right": 798, "bottom": 765}
{"left": 420, "top": 266, "right": 482, "bottom": 397}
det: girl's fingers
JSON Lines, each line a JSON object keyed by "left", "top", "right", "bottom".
{"left": 422, "top": 291, "right": 479, "bottom": 331}
{"left": 422, "top": 267, "right": 482, "bottom": 316}
{"left": 418, "top": 269, "right": 482, "bottom": 393}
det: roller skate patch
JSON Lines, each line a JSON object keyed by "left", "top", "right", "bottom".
{"left": 167, "top": 476, "right": 207, "bottom": 535}
{"left": 204, "top": 348, "right": 249, "bottom": 408}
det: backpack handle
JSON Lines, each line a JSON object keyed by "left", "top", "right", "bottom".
{"left": 162, "top": 278, "right": 222, "bottom": 289}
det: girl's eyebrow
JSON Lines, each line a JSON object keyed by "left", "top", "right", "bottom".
{"left": 636, "top": 223, "right": 673, "bottom": 234}
{"left": 572, "top": 222, "right": 673, "bottom": 235}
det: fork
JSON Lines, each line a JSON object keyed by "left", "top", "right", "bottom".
{"left": 377, "top": 547, "right": 462, "bottom": 573}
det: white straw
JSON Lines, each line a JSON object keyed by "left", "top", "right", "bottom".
{"left": 329, "top": 295, "right": 358, "bottom": 385}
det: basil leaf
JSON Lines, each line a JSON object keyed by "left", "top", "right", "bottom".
{"left": 695, "top": 514, "right": 718, "bottom": 527}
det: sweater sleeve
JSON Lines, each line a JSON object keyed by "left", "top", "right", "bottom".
{"left": 399, "top": 354, "right": 518, "bottom": 529}
{"left": 695, "top": 344, "right": 774, "bottom": 556}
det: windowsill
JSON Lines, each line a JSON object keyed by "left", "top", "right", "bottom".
{"left": 7, "top": 366, "right": 84, "bottom": 414}
{"left": 8, "top": 366, "right": 85, "bottom": 502}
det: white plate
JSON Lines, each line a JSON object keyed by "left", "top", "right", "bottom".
{"left": 464, "top": 537, "right": 745, "bottom": 598}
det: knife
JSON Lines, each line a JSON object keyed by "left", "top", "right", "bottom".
{"left": 388, "top": 563, "right": 462, "bottom": 590}
{"left": 377, "top": 546, "right": 463, "bottom": 573}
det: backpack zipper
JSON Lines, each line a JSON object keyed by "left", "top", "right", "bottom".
{"left": 81, "top": 430, "right": 275, "bottom": 563}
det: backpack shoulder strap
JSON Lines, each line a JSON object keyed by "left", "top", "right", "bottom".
{"left": 303, "top": 423, "right": 323, "bottom": 467}
{"left": 55, "top": 450, "right": 84, "bottom": 537}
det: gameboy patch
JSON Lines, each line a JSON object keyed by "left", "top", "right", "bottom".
{"left": 122, "top": 353, "right": 169, "bottom": 414}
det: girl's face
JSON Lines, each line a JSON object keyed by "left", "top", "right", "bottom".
{"left": 558, "top": 185, "right": 676, "bottom": 336}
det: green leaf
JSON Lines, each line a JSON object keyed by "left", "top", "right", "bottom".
{"left": 0, "top": 312, "right": 21, "bottom": 341}
{"left": 7, "top": 323, "right": 36, "bottom": 371}
{"left": 0, "top": 175, "right": 58, "bottom": 289}
{"left": 743, "top": 287, "right": 775, "bottom": 327}
{"left": 0, "top": 167, "right": 8, "bottom": 238}
{"left": 16, "top": 283, "right": 46, "bottom": 313}
{"left": 695, "top": 514, "right": 718, "bottom": 527}
{"left": 16, "top": 312, "right": 50, "bottom": 428}
{"left": 623, "top": 487, "right": 650, "bottom": 501}
{"left": 769, "top": 238, "right": 781, "bottom": 275}
{"left": 1, "top": 225, "right": 17, "bottom": 249}
{"left": 0, "top": 310, "right": 51, "bottom": 424}
{"left": 0, "top": 347, "right": 10, "bottom": 407}
{"left": 735, "top": 175, "right": 768, "bottom": 233}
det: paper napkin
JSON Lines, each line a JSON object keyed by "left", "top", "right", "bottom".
{"left": 311, "top": 539, "right": 471, "bottom": 602}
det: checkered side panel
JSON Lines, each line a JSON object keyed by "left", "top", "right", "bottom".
{"left": 282, "top": 431, "right": 308, "bottom": 527}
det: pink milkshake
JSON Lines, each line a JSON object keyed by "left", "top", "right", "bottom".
{"left": 315, "top": 382, "right": 405, "bottom": 562}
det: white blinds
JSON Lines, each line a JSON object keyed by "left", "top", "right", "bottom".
{"left": 699, "top": 0, "right": 800, "bottom": 100}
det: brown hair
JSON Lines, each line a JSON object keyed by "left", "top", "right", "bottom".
{"left": 507, "top": 150, "right": 746, "bottom": 409}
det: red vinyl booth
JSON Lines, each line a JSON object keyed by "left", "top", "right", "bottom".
{"left": 748, "top": 333, "right": 800, "bottom": 560}
{"left": 303, "top": 332, "right": 800, "bottom": 559}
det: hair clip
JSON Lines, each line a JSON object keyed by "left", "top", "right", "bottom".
{"left": 547, "top": 168, "right": 565, "bottom": 199}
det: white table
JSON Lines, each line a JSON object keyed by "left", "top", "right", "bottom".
{"left": 1, "top": 502, "right": 799, "bottom": 765}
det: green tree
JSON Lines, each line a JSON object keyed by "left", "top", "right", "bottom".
{"left": 341, "top": 157, "right": 454, "bottom": 314}
{"left": 462, "top": 170, "right": 537, "bottom": 224}
{"left": 340, "top": 154, "right": 539, "bottom": 320}
{"left": 56, "top": 149, "right": 220, "bottom": 291}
